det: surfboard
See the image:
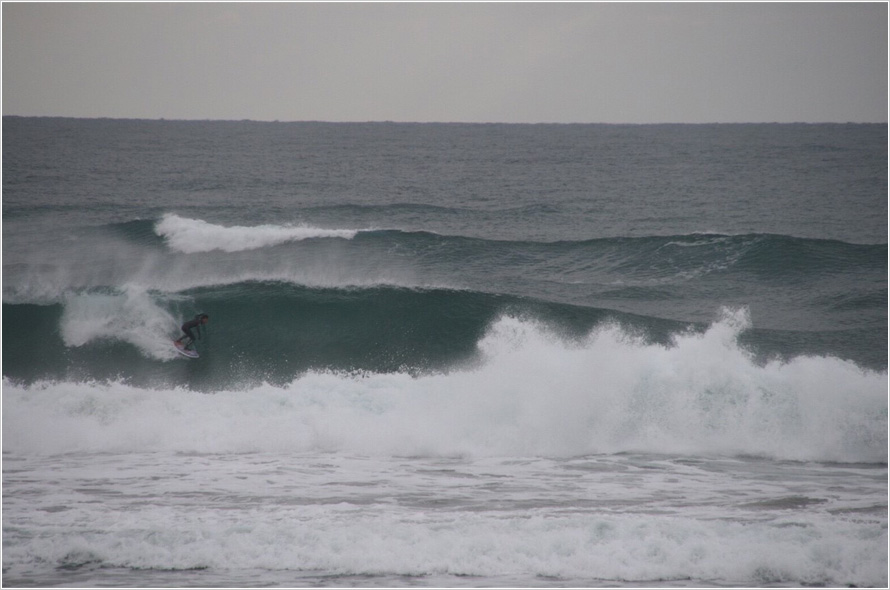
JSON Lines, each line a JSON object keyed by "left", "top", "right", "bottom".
{"left": 173, "top": 341, "right": 199, "bottom": 358}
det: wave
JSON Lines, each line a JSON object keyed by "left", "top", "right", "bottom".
{"left": 5, "top": 213, "right": 884, "bottom": 305}
{"left": 133, "top": 216, "right": 890, "bottom": 287}
{"left": 6, "top": 280, "right": 883, "bottom": 385}
{"left": 3, "top": 308, "right": 886, "bottom": 463}
{"left": 121, "top": 213, "right": 890, "bottom": 270}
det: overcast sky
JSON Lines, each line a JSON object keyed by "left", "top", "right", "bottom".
{"left": 3, "top": 2, "right": 887, "bottom": 123}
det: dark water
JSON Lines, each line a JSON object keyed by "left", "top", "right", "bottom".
{"left": 2, "top": 118, "right": 887, "bottom": 587}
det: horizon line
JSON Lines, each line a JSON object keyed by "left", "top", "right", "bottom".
{"left": 3, "top": 114, "right": 887, "bottom": 126}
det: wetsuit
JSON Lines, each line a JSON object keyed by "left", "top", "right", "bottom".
{"left": 180, "top": 318, "right": 203, "bottom": 345}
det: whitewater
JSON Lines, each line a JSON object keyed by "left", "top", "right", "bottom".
{"left": 3, "top": 119, "right": 887, "bottom": 587}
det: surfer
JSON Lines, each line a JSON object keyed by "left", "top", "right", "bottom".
{"left": 174, "top": 313, "right": 209, "bottom": 350}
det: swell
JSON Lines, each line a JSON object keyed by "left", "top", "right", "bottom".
{"left": 110, "top": 214, "right": 887, "bottom": 275}
{"left": 19, "top": 214, "right": 885, "bottom": 288}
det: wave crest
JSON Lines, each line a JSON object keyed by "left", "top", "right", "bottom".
{"left": 155, "top": 213, "right": 360, "bottom": 253}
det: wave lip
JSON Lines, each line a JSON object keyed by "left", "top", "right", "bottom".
{"left": 155, "top": 213, "right": 361, "bottom": 253}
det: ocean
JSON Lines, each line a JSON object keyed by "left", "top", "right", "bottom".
{"left": 2, "top": 117, "right": 887, "bottom": 587}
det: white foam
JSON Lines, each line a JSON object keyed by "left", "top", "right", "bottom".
{"left": 155, "top": 213, "right": 360, "bottom": 253}
{"left": 3, "top": 503, "right": 885, "bottom": 586}
{"left": 4, "top": 309, "right": 887, "bottom": 462}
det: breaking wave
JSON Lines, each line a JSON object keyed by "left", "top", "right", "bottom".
{"left": 4, "top": 308, "right": 886, "bottom": 463}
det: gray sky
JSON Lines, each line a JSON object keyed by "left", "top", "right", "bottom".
{"left": 3, "top": 2, "right": 887, "bottom": 123}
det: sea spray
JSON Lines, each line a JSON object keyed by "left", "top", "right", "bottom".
{"left": 59, "top": 287, "right": 179, "bottom": 360}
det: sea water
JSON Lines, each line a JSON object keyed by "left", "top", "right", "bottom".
{"left": 2, "top": 119, "right": 887, "bottom": 587}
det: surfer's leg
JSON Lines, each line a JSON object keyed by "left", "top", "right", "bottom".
{"left": 176, "top": 327, "right": 195, "bottom": 347}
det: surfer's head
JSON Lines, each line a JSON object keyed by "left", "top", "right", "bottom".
{"left": 198, "top": 313, "right": 209, "bottom": 324}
